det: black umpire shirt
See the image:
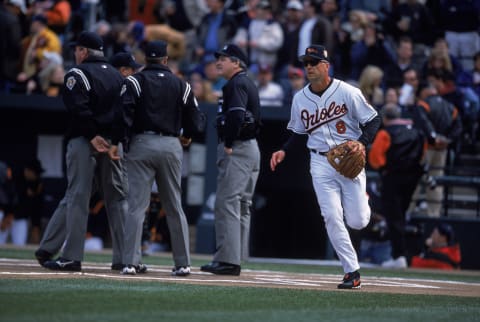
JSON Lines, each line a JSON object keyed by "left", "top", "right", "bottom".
{"left": 221, "top": 70, "right": 261, "bottom": 148}
{"left": 113, "top": 63, "right": 203, "bottom": 144}
{"left": 63, "top": 56, "right": 124, "bottom": 140}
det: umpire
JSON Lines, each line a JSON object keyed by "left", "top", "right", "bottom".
{"left": 109, "top": 40, "right": 206, "bottom": 276}
{"left": 35, "top": 31, "right": 128, "bottom": 271}
{"left": 201, "top": 44, "right": 261, "bottom": 276}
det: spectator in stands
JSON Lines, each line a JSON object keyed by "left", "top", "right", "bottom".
{"left": 398, "top": 68, "right": 420, "bottom": 107}
{"left": 143, "top": 15, "right": 187, "bottom": 61}
{"left": 283, "top": 66, "right": 306, "bottom": 106}
{"left": 437, "top": 0, "right": 480, "bottom": 71}
{"left": 194, "top": 0, "right": 238, "bottom": 66}
{"left": 189, "top": 71, "right": 217, "bottom": 103}
{"left": 234, "top": 0, "right": 284, "bottom": 71}
{"left": 409, "top": 83, "right": 462, "bottom": 218}
{"left": 384, "top": 87, "right": 399, "bottom": 106}
{"left": 358, "top": 65, "right": 384, "bottom": 109}
{"left": 384, "top": 0, "right": 435, "bottom": 47}
{"left": 338, "top": 0, "right": 391, "bottom": 25}
{"left": 202, "top": 55, "right": 226, "bottom": 99}
{"left": 276, "top": 0, "right": 304, "bottom": 72}
{"left": 349, "top": 22, "right": 393, "bottom": 81}
{"left": 411, "top": 223, "right": 461, "bottom": 270}
{"left": 424, "top": 37, "right": 464, "bottom": 83}
{"left": 339, "top": 9, "right": 368, "bottom": 45}
{"left": 383, "top": 36, "right": 422, "bottom": 90}
{"left": 16, "top": 14, "right": 61, "bottom": 93}
{"left": 320, "top": 0, "right": 347, "bottom": 78}
{"left": 297, "top": 0, "right": 334, "bottom": 65}
{"left": 0, "top": 0, "right": 22, "bottom": 93}
{"left": 32, "top": 0, "right": 71, "bottom": 36}
{"left": 427, "top": 68, "right": 477, "bottom": 147}
{"left": 27, "top": 50, "right": 65, "bottom": 96}
{"left": 368, "top": 103, "right": 425, "bottom": 269}
{"left": 6, "top": 0, "right": 29, "bottom": 37}
{"left": 256, "top": 63, "right": 284, "bottom": 108}
{"left": 423, "top": 47, "right": 462, "bottom": 85}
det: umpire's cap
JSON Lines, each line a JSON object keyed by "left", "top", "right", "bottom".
{"left": 110, "top": 52, "right": 143, "bottom": 69}
{"left": 299, "top": 44, "right": 329, "bottom": 62}
{"left": 70, "top": 31, "right": 104, "bottom": 51}
{"left": 145, "top": 40, "right": 167, "bottom": 58}
{"left": 214, "top": 44, "right": 248, "bottom": 65}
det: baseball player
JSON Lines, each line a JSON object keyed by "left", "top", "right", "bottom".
{"left": 270, "top": 45, "right": 380, "bottom": 289}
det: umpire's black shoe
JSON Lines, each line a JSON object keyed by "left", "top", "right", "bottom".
{"left": 200, "top": 261, "right": 241, "bottom": 276}
{"left": 337, "top": 270, "right": 361, "bottom": 289}
{"left": 34, "top": 249, "right": 53, "bottom": 267}
{"left": 43, "top": 257, "right": 81, "bottom": 272}
{"left": 111, "top": 263, "right": 124, "bottom": 271}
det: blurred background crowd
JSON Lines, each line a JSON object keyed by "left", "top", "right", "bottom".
{"left": 0, "top": 0, "right": 478, "bottom": 268}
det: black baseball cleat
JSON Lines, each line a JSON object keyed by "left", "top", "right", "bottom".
{"left": 200, "top": 261, "right": 241, "bottom": 276}
{"left": 337, "top": 270, "right": 361, "bottom": 289}
{"left": 34, "top": 249, "right": 53, "bottom": 267}
{"left": 111, "top": 263, "right": 124, "bottom": 271}
{"left": 43, "top": 257, "right": 81, "bottom": 272}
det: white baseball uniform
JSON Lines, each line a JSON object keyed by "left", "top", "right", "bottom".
{"left": 287, "top": 79, "right": 378, "bottom": 273}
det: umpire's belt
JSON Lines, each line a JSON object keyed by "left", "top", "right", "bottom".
{"left": 310, "top": 149, "right": 328, "bottom": 156}
{"left": 140, "top": 130, "right": 176, "bottom": 137}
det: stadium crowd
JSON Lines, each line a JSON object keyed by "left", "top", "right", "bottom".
{"left": 0, "top": 0, "right": 478, "bottom": 269}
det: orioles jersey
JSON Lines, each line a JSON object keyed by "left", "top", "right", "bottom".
{"left": 287, "top": 78, "right": 377, "bottom": 151}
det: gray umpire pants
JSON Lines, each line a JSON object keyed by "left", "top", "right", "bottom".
{"left": 213, "top": 139, "right": 260, "bottom": 265}
{"left": 39, "top": 137, "right": 128, "bottom": 263}
{"left": 122, "top": 134, "right": 190, "bottom": 267}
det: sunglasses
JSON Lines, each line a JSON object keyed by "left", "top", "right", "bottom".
{"left": 302, "top": 59, "right": 322, "bottom": 67}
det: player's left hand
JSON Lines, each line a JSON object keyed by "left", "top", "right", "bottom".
{"left": 224, "top": 147, "right": 233, "bottom": 155}
{"left": 91, "top": 135, "right": 110, "bottom": 153}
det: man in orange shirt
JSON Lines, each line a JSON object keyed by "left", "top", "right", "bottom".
{"left": 411, "top": 223, "right": 461, "bottom": 269}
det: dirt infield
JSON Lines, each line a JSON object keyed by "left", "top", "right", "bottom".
{"left": 1, "top": 258, "right": 479, "bottom": 297}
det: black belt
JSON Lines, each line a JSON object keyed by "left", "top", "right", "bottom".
{"left": 310, "top": 149, "right": 328, "bottom": 156}
{"left": 140, "top": 130, "right": 176, "bottom": 137}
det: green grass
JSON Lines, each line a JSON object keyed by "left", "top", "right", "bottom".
{"left": 1, "top": 247, "right": 480, "bottom": 322}
{"left": 1, "top": 279, "right": 479, "bottom": 322}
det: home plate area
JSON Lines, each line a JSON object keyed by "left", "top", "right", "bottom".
{"left": 0, "top": 258, "right": 479, "bottom": 297}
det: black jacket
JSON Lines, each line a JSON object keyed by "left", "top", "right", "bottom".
{"left": 113, "top": 63, "right": 205, "bottom": 144}
{"left": 62, "top": 55, "right": 124, "bottom": 140}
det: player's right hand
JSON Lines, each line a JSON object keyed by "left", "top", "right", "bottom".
{"left": 91, "top": 135, "right": 110, "bottom": 153}
{"left": 270, "top": 150, "right": 286, "bottom": 172}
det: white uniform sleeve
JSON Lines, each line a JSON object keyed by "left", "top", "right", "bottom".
{"left": 287, "top": 93, "right": 307, "bottom": 134}
{"left": 350, "top": 87, "right": 378, "bottom": 125}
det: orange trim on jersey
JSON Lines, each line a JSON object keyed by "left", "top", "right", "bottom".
{"left": 368, "top": 129, "right": 390, "bottom": 169}
{"left": 418, "top": 100, "right": 430, "bottom": 113}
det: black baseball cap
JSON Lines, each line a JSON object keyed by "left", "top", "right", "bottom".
{"left": 70, "top": 31, "right": 104, "bottom": 51}
{"left": 110, "top": 52, "right": 143, "bottom": 69}
{"left": 437, "top": 223, "right": 455, "bottom": 244}
{"left": 214, "top": 44, "right": 248, "bottom": 65}
{"left": 145, "top": 40, "right": 167, "bottom": 58}
{"left": 299, "top": 44, "right": 329, "bottom": 62}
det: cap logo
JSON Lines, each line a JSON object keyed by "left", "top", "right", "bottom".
{"left": 323, "top": 50, "right": 328, "bottom": 58}
{"left": 307, "top": 47, "right": 318, "bottom": 55}
{"left": 223, "top": 45, "right": 228, "bottom": 50}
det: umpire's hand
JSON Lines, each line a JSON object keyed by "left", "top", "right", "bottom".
{"left": 91, "top": 135, "right": 110, "bottom": 153}
{"left": 108, "top": 145, "right": 121, "bottom": 161}
{"left": 270, "top": 150, "right": 286, "bottom": 171}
